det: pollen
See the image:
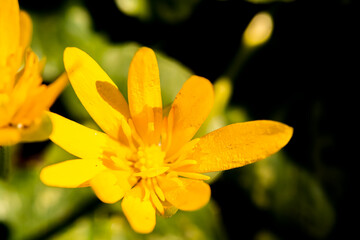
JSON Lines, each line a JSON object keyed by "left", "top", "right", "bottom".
{"left": 133, "top": 144, "right": 168, "bottom": 178}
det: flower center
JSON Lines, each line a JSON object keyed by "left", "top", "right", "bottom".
{"left": 133, "top": 144, "right": 168, "bottom": 178}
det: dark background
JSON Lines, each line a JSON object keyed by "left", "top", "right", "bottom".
{"left": 18, "top": 0, "right": 357, "bottom": 239}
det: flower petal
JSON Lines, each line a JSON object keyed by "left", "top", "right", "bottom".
{"left": 40, "top": 159, "right": 106, "bottom": 188}
{"left": 47, "top": 112, "right": 129, "bottom": 159}
{"left": 158, "top": 176, "right": 211, "bottom": 211}
{"left": 121, "top": 184, "right": 156, "bottom": 233}
{"left": 9, "top": 50, "right": 43, "bottom": 122}
{"left": 180, "top": 120, "right": 293, "bottom": 173}
{"left": 34, "top": 72, "right": 68, "bottom": 114}
{"left": 63, "top": 47, "right": 130, "bottom": 139}
{"left": 12, "top": 72, "right": 68, "bottom": 126}
{"left": 90, "top": 170, "right": 134, "bottom": 204}
{"left": 19, "top": 11, "right": 32, "bottom": 50}
{"left": 0, "top": 0, "right": 20, "bottom": 66}
{"left": 128, "top": 47, "right": 162, "bottom": 145}
{"left": 165, "top": 75, "right": 214, "bottom": 156}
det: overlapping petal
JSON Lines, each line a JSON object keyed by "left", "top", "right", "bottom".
{"left": 158, "top": 176, "right": 211, "bottom": 211}
{"left": 63, "top": 47, "right": 130, "bottom": 140}
{"left": 12, "top": 73, "right": 68, "bottom": 126}
{"left": 165, "top": 75, "right": 214, "bottom": 156}
{"left": 40, "top": 159, "right": 106, "bottom": 188}
{"left": 7, "top": 50, "right": 43, "bottom": 124}
{"left": 90, "top": 170, "right": 135, "bottom": 204}
{"left": 0, "top": 0, "right": 20, "bottom": 66}
{"left": 19, "top": 11, "right": 32, "bottom": 51}
{"left": 122, "top": 184, "right": 156, "bottom": 234}
{"left": 128, "top": 47, "right": 162, "bottom": 145}
{"left": 178, "top": 120, "right": 293, "bottom": 173}
{"left": 47, "top": 112, "right": 129, "bottom": 159}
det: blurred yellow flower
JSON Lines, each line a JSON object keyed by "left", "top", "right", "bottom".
{"left": 40, "top": 47, "right": 293, "bottom": 233}
{"left": 243, "top": 11, "right": 273, "bottom": 47}
{"left": 0, "top": 0, "right": 68, "bottom": 146}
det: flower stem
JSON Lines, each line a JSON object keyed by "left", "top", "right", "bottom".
{"left": 0, "top": 146, "right": 11, "bottom": 180}
{"left": 222, "top": 44, "right": 252, "bottom": 82}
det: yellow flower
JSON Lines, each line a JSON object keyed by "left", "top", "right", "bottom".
{"left": 0, "top": 0, "right": 68, "bottom": 146}
{"left": 40, "top": 47, "right": 293, "bottom": 233}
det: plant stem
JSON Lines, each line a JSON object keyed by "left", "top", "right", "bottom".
{"left": 222, "top": 44, "right": 253, "bottom": 82}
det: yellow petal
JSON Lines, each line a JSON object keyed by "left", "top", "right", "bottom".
{"left": 8, "top": 50, "right": 42, "bottom": 121}
{"left": 9, "top": 10, "right": 33, "bottom": 69}
{"left": 90, "top": 170, "right": 133, "bottom": 204}
{"left": 19, "top": 11, "right": 32, "bottom": 50}
{"left": 128, "top": 47, "right": 162, "bottom": 145}
{"left": 0, "top": 0, "right": 20, "bottom": 66}
{"left": 40, "top": 159, "right": 106, "bottom": 188}
{"left": 0, "top": 127, "right": 21, "bottom": 146}
{"left": 12, "top": 72, "right": 68, "bottom": 126}
{"left": 30, "top": 72, "right": 68, "bottom": 119}
{"left": 158, "top": 176, "right": 210, "bottom": 211}
{"left": 47, "top": 112, "right": 129, "bottom": 159}
{"left": 180, "top": 120, "right": 293, "bottom": 173}
{"left": 0, "top": 66, "right": 13, "bottom": 95}
{"left": 63, "top": 47, "right": 130, "bottom": 139}
{"left": 121, "top": 184, "right": 156, "bottom": 233}
{"left": 165, "top": 75, "right": 214, "bottom": 156}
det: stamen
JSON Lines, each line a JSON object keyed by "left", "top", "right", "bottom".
{"left": 150, "top": 187, "right": 164, "bottom": 215}
{"left": 133, "top": 167, "right": 169, "bottom": 178}
{"left": 119, "top": 118, "right": 136, "bottom": 151}
{"left": 175, "top": 171, "right": 210, "bottom": 181}
{"left": 161, "top": 110, "right": 174, "bottom": 152}
{"left": 152, "top": 178, "right": 165, "bottom": 201}
{"left": 132, "top": 144, "right": 167, "bottom": 179}
{"left": 141, "top": 180, "right": 150, "bottom": 201}
{"left": 165, "top": 138, "right": 200, "bottom": 164}
{"left": 147, "top": 122, "right": 155, "bottom": 133}
{"left": 166, "top": 171, "right": 178, "bottom": 178}
{"left": 167, "top": 159, "right": 197, "bottom": 170}
{"left": 127, "top": 118, "right": 143, "bottom": 146}
{"left": 100, "top": 145, "right": 132, "bottom": 171}
{"left": 164, "top": 172, "right": 184, "bottom": 186}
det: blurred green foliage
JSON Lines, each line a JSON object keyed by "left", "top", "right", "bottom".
{"left": 50, "top": 201, "right": 224, "bottom": 240}
{"left": 239, "top": 152, "right": 335, "bottom": 239}
{"left": 115, "top": 0, "right": 201, "bottom": 23}
{"left": 31, "top": 2, "right": 193, "bottom": 121}
{"left": 0, "top": 143, "right": 94, "bottom": 240}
